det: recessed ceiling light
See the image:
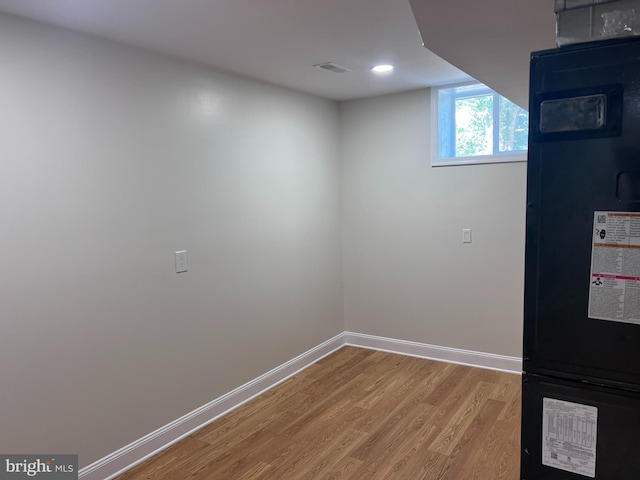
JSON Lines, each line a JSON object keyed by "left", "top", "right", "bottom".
{"left": 372, "top": 64, "right": 394, "bottom": 74}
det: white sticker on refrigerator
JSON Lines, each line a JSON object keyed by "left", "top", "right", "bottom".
{"left": 588, "top": 211, "right": 640, "bottom": 325}
{"left": 542, "top": 398, "right": 598, "bottom": 478}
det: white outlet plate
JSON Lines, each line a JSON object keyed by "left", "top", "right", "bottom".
{"left": 175, "top": 250, "right": 188, "bottom": 273}
{"left": 462, "top": 229, "right": 472, "bottom": 243}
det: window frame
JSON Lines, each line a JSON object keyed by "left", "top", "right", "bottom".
{"left": 430, "top": 81, "right": 528, "bottom": 167}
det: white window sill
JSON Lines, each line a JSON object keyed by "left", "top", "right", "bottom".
{"left": 432, "top": 152, "right": 527, "bottom": 167}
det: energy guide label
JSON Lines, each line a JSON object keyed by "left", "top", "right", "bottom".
{"left": 588, "top": 211, "right": 640, "bottom": 324}
{"left": 542, "top": 398, "right": 598, "bottom": 478}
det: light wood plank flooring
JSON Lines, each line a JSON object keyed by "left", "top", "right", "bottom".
{"left": 117, "top": 346, "right": 521, "bottom": 480}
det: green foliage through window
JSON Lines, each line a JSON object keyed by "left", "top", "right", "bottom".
{"left": 435, "top": 83, "right": 528, "bottom": 165}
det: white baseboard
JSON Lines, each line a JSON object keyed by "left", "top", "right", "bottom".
{"left": 79, "top": 331, "right": 521, "bottom": 480}
{"left": 78, "top": 333, "right": 346, "bottom": 480}
{"left": 344, "top": 332, "right": 522, "bottom": 374}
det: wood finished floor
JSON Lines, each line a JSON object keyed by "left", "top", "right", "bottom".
{"left": 116, "top": 347, "right": 521, "bottom": 480}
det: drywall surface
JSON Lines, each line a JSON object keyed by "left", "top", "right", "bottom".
{"left": 341, "top": 89, "right": 526, "bottom": 357}
{"left": 410, "top": 0, "right": 556, "bottom": 109}
{"left": 0, "top": 13, "right": 342, "bottom": 466}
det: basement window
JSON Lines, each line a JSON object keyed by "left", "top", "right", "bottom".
{"left": 431, "top": 82, "right": 528, "bottom": 167}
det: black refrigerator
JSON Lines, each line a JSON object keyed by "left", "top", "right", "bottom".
{"left": 522, "top": 37, "right": 640, "bottom": 479}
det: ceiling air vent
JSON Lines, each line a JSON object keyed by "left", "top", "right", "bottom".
{"left": 314, "top": 62, "right": 352, "bottom": 74}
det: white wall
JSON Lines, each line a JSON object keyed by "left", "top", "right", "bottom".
{"left": 0, "top": 10, "right": 529, "bottom": 468}
{"left": 341, "top": 89, "right": 526, "bottom": 357}
{"left": 0, "top": 13, "right": 343, "bottom": 466}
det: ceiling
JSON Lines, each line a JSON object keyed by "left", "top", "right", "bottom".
{"left": 0, "top": 0, "right": 557, "bottom": 103}
{"left": 410, "top": 0, "right": 557, "bottom": 108}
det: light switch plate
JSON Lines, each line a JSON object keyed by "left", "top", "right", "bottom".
{"left": 462, "top": 229, "right": 472, "bottom": 243}
{"left": 175, "top": 250, "right": 188, "bottom": 273}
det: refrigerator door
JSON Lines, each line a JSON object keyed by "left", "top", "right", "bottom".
{"left": 524, "top": 37, "right": 640, "bottom": 389}
{"left": 521, "top": 373, "right": 640, "bottom": 479}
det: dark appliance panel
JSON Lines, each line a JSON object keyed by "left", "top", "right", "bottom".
{"left": 521, "top": 373, "right": 640, "bottom": 479}
{"left": 525, "top": 38, "right": 640, "bottom": 389}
